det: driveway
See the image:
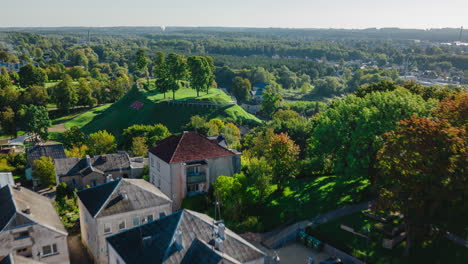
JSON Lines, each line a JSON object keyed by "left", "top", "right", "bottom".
{"left": 68, "top": 234, "right": 93, "bottom": 264}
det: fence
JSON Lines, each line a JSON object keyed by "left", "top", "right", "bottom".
{"left": 164, "top": 100, "right": 236, "bottom": 107}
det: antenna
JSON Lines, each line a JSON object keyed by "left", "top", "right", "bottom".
{"left": 459, "top": 26, "right": 464, "bottom": 42}
{"left": 88, "top": 29, "right": 90, "bottom": 44}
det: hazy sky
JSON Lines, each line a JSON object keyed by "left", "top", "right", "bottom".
{"left": 1, "top": 0, "right": 467, "bottom": 28}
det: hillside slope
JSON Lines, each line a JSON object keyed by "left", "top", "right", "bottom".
{"left": 65, "top": 87, "right": 260, "bottom": 137}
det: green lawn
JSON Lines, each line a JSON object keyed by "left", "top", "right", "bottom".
{"left": 64, "top": 87, "right": 260, "bottom": 138}
{"left": 311, "top": 212, "right": 468, "bottom": 264}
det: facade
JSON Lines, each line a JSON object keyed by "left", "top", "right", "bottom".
{"left": 54, "top": 153, "right": 145, "bottom": 189}
{"left": 148, "top": 132, "right": 241, "bottom": 209}
{"left": 76, "top": 179, "right": 172, "bottom": 264}
{"left": 0, "top": 254, "right": 47, "bottom": 264}
{"left": 106, "top": 209, "right": 266, "bottom": 264}
{"left": 0, "top": 172, "right": 14, "bottom": 188}
{"left": 0, "top": 185, "right": 69, "bottom": 264}
{"left": 25, "top": 144, "right": 66, "bottom": 184}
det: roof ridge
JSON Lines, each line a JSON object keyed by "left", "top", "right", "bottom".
{"left": 92, "top": 179, "right": 122, "bottom": 218}
{"left": 196, "top": 132, "right": 237, "bottom": 155}
{"left": 169, "top": 133, "right": 185, "bottom": 163}
{"left": 161, "top": 210, "right": 185, "bottom": 261}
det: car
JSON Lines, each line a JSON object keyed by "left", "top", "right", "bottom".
{"left": 319, "top": 257, "right": 343, "bottom": 264}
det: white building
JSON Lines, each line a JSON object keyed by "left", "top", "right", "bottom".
{"left": 76, "top": 178, "right": 172, "bottom": 264}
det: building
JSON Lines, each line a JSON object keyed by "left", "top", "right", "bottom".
{"left": 106, "top": 209, "right": 266, "bottom": 264}
{"left": 25, "top": 144, "right": 66, "bottom": 184}
{"left": 0, "top": 185, "right": 69, "bottom": 264}
{"left": 0, "top": 253, "right": 46, "bottom": 264}
{"left": 54, "top": 153, "right": 145, "bottom": 189}
{"left": 250, "top": 83, "right": 270, "bottom": 102}
{"left": 76, "top": 178, "right": 172, "bottom": 264}
{"left": 0, "top": 172, "right": 14, "bottom": 188}
{"left": 148, "top": 132, "right": 241, "bottom": 209}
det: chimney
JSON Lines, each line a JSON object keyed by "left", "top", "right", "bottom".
{"left": 174, "top": 230, "right": 183, "bottom": 249}
{"left": 85, "top": 155, "right": 91, "bottom": 166}
{"left": 22, "top": 206, "right": 31, "bottom": 214}
{"left": 14, "top": 183, "right": 21, "bottom": 191}
{"left": 215, "top": 237, "right": 224, "bottom": 252}
{"left": 119, "top": 191, "right": 127, "bottom": 200}
{"left": 218, "top": 223, "right": 225, "bottom": 240}
{"left": 106, "top": 175, "right": 113, "bottom": 182}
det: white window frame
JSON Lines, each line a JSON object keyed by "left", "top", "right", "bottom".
{"left": 118, "top": 220, "right": 126, "bottom": 231}
{"left": 133, "top": 217, "right": 140, "bottom": 226}
{"left": 104, "top": 223, "right": 112, "bottom": 234}
{"left": 42, "top": 244, "right": 58, "bottom": 257}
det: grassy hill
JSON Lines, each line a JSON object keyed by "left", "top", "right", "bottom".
{"left": 64, "top": 87, "right": 260, "bottom": 137}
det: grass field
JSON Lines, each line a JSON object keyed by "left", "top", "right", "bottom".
{"left": 64, "top": 87, "right": 260, "bottom": 138}
{"left": 311, "top": 212, "right": 468, "bottom": 264}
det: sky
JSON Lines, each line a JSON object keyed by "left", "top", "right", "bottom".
{"left": 1, "top": 0, "right": 467, "bottom": 29}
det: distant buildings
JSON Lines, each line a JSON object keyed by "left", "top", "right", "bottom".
{"left": 0, "top": 185, "right": 69, "bottom": 264}
{"left": 77, "top": 178, "right": 172, "bottom": 264}
{"left": 0, "top": 61, "right": 39, "bottom": 73}
{"left": 148, "top": 132, "right": 241, "bottom": 209}
{"left": 54, "top": 153, "right": 145, "bottom": 189}
{"left": 106, "top": 209, "right": 266, "bottom": 264}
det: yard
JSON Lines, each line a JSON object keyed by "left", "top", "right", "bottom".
{"left": 309, "top": 212, "right": 468, "bottom": 264}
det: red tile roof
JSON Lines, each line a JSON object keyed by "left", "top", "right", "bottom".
{"left": 149, "top": 132, "right": 236, "bottom": 164}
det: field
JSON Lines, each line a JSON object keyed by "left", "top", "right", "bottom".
{"left": 64, "top": 87, "right": 260, "bottom": 137}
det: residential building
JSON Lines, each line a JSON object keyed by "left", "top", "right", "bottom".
{"left": 0, "top": 172, "right": 14, "bottom": 188}
{"left": 25, "top": 144, "right": 66, "bottom": 185}
{"left": 106, "top": 209, "right": 266, "bottom": 264}
{"left": 54, "top": 153, "right": 145, "bottom": 189}
{"left": 76, "top": 178, "right": 172, "bottom": 264}
{"left": 148, "top": 132, "right": 241, "bottom": 209}
{"left": 250, "top": 83, "right": 270, "bottom": 102}
{"left": 0, "top": 185, "right": 69, "bottom": 264}
{"left": 0, "top": 253, "right": 46, "bottom": 264}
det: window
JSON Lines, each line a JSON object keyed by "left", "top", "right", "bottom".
{"left": 133, "top": 217, "right": 139, "bottom": 226}
{"left": 91, "top": 180, "right": 97, "bottom": 186}
{"left": 14, "top": 231, "right": 29, "bottom": 240}
{"left": 42, "top": 244, "right": 58, "bottom": 257}
{"left": 118, "top": 220, "right": 126, "bottom": 230}
{"left": 104, "top": 223, "right": 112, "bottom": 234}
{"left": 187, "top": 166, "right": 200, "bottom": 175}
{"left": 147, "top": 214, "right": 154, "bottom": 222}
{"left": 72, "top": 179, "right": 77, "bottom": 187}
{"left": 159, "top": 212, "right": 166, "bottom": 218}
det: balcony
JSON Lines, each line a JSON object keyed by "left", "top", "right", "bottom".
{"left": 186, "top": 172, "right": 206, "bottom": 184}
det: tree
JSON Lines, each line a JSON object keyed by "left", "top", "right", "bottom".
{"left": 355, "top": 80, "right": 399, "bottom": 97}
{"left": 213, "top": 174, "right": 247, "bottom": 222}
{"left": 20, "top": 105, "right": 51, "bottom": 142}
{"left": 87, "top": 130, "right": 116, "bottom": 155}
{"left": 376, "top": 117, "right": 467, "bottom": 255}
{"left": 23, "top": 85, "right": 48, "bottom": 106}
{"left": 53, "top": 74, "right": 78, "bottom": 113}
{"left": 65, "top": 145, "right": 89, "bottom": 158}
{"left": 166, "top": 53, "right": 188, "bottom": 100}
{"left": 135, "top": 48, "right": 148, "bottom": 78}
{"left": 261, "top": 86, "right": 282, "bottom": 118}
{"left": 243, "top": 156, "right": 273, "bottom": 203}
{"left": 309, "top": 88, "right": 437, "bottom": 178}
{"left": 314, "top": 76, "right": 344, "bottom": 96}
{"left": 434, "top": 91, "right": 467, "bottom": 130}
{"left": 187, "top": 56, "right": 213, "bottom": 97}
{"left": 18, "top": 64, "right": 48, "bottom": 87}
{"left": 266, "top": 133, "right": 299, "bottom": 192}
{"left": 222, "top": 123, "right": 241, "bottom": 147}
{"left": 131, "top": 137, "right": 148, "bottom": 157}
{"left": 154, "top": 52, "right": 171, "bottom": 98}
{"left": 121, "top": 124, "right": 171, "bottom": 149}
{"left": 62, "top": 126, "right": 86, "bottom": 149}
{"left": 0, "top": 67, "right": 11, "bottom": 88}
{"left": 33, "top": 156, "right": 56, "bottom": 186}
{"left": 77, "top": 78, "right": 96, "bottom": 107}
{"left": 232, "top": 76, "right": 251, "bottom": 103}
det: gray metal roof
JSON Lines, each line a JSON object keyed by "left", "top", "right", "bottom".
{"left": 0, "top": 185, "right": 67, "bottom": 234}
{"left": 55, "top": 153, "right": 131, "bottom": 178}
{"left": 26, "top": 144, "right": 66, "bottom": 165}
{"left": 77, "top": 179, "right": 171, "bottom": 218}
{"left": 106, "top": 209, "right": 265, "bottom": 264}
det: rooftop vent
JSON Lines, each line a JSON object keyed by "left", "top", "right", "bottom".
{"left": 106, "top": 175, "right": 113, "bottom": 182}
{"left": 14, "top": 183, "right": 21, "bottom": 190}
{"left": 215, "top": 237, "right": 224, "bottom": 252}
{"left": 174, "top": 230, "right": 183, "bottom": 249}
{"left": 22, "top": 207, "right": 31, "bottom": 214}
{"left": 218, "top": 223, "right": 225, "bottom": 240}
{"left": 119, "top": 191, "right": 128, "bottom": 200}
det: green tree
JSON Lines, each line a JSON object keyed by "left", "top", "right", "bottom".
{"left": 87, "top": 130, "right": 116, "bottom": 155}
{"left": 314, "top": 76, "right": 344, "bottom": 96}
{"left": 244, "top": 156, "right": 273, "bottom": 203}
{"left": 121, "top": 124, "right": 171, "bottom": 149}
{"left": 261, "top": 86, "right": 282, "bottom": 118}
{"left": 23, "top": 85, "right": 48, "bottom": 107}
{"left": 309, "top": 88, "right": 437, "bottom": 178}
{"left": 213, "top": 174, "right": 247, "bottom": 222}
{"left": 33, "top": 156, "right": 56, "bottom": 186}
{"left": 166, "top": 53, "right": 188, "bottom": 100}
{"left": 232, "top": 76, "right": 251, "bottom": 103}
{"left": 77, "top": 78, "right": 96, "bottom": 107}
{"left": 62, "top": 126, "right": 86, "bottom": 149}
{"left": 18, "top": 64, "right": 48, "bottom": 87}
{"left": 131, "top": 137, "right": 148, "bottom": 157}
{"left": 187, "top": 56, "right": 213, "bottom": 97}
{"left": 376, "top": 117, "right": 467, "bottom": 255}
{"left": 53, "top": 74, "right": 78, "bottom": 113}
{"left": 20, "top": 105, "right": 51, "bottom": 142}
{"left": 135, "top": 48, "right": 148, "bottom": 78}
{"left": 266, "top": 133, "right": 299, "bottom": 192}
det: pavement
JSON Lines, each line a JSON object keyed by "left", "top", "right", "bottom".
{"left": 269, "top": 242, "right": 330, "bottom": 264}
{"left": 67, "top": 234, "right": 93, "bottom": 264}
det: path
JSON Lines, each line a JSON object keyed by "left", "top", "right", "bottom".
{"left": 262, "top": 201, "right": 372, "bottom": 249}
{"left": 67, "top": 234, "right": 93, "bottom": 264}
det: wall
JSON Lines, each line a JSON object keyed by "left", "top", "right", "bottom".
{"left": 107, "top": 243, "right": 126, "bottom": 264}
{"left": 59, "top": 169, "right": 131, "bottom": 189}
{"left": 149, "top": 153, "right": 172, "bottom": 200}
{"left": 0, "top": 220, "right": 69, "bottom": 264}
{"left": 79, "top": 199, "right": 99, "bottom": 264}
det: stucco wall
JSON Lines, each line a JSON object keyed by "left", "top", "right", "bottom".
{"left": 0, "top": 221, "right": 69, "bottom": 264}
{"left": 59, "top": 169, "right": 131, "bottom": 189}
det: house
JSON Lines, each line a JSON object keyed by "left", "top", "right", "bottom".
{"left": 25, "top": 144, "right": 66, "bottom": 185}
{"left": 0, "top": 253, "right": 46, "bottom": 264}
{"left": 106, "top": 209, "right": 266, "bottom": 264}
{"left": 54, "top": 153, "right": 145, "bottom": 189}
{"left": 76, "top": 178, "right": 172, "bottom": 264}
{"left": 250, "top": 83, "right": 270, "bottom": 102}
{"left": 148, "top": 132, "right": 241, "bottom": 209}
{"left": 0, "top": 172, "right": 14, "bottom": 188}
{"left": 0, "top": 185, "right": 69, "bottom": 264}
